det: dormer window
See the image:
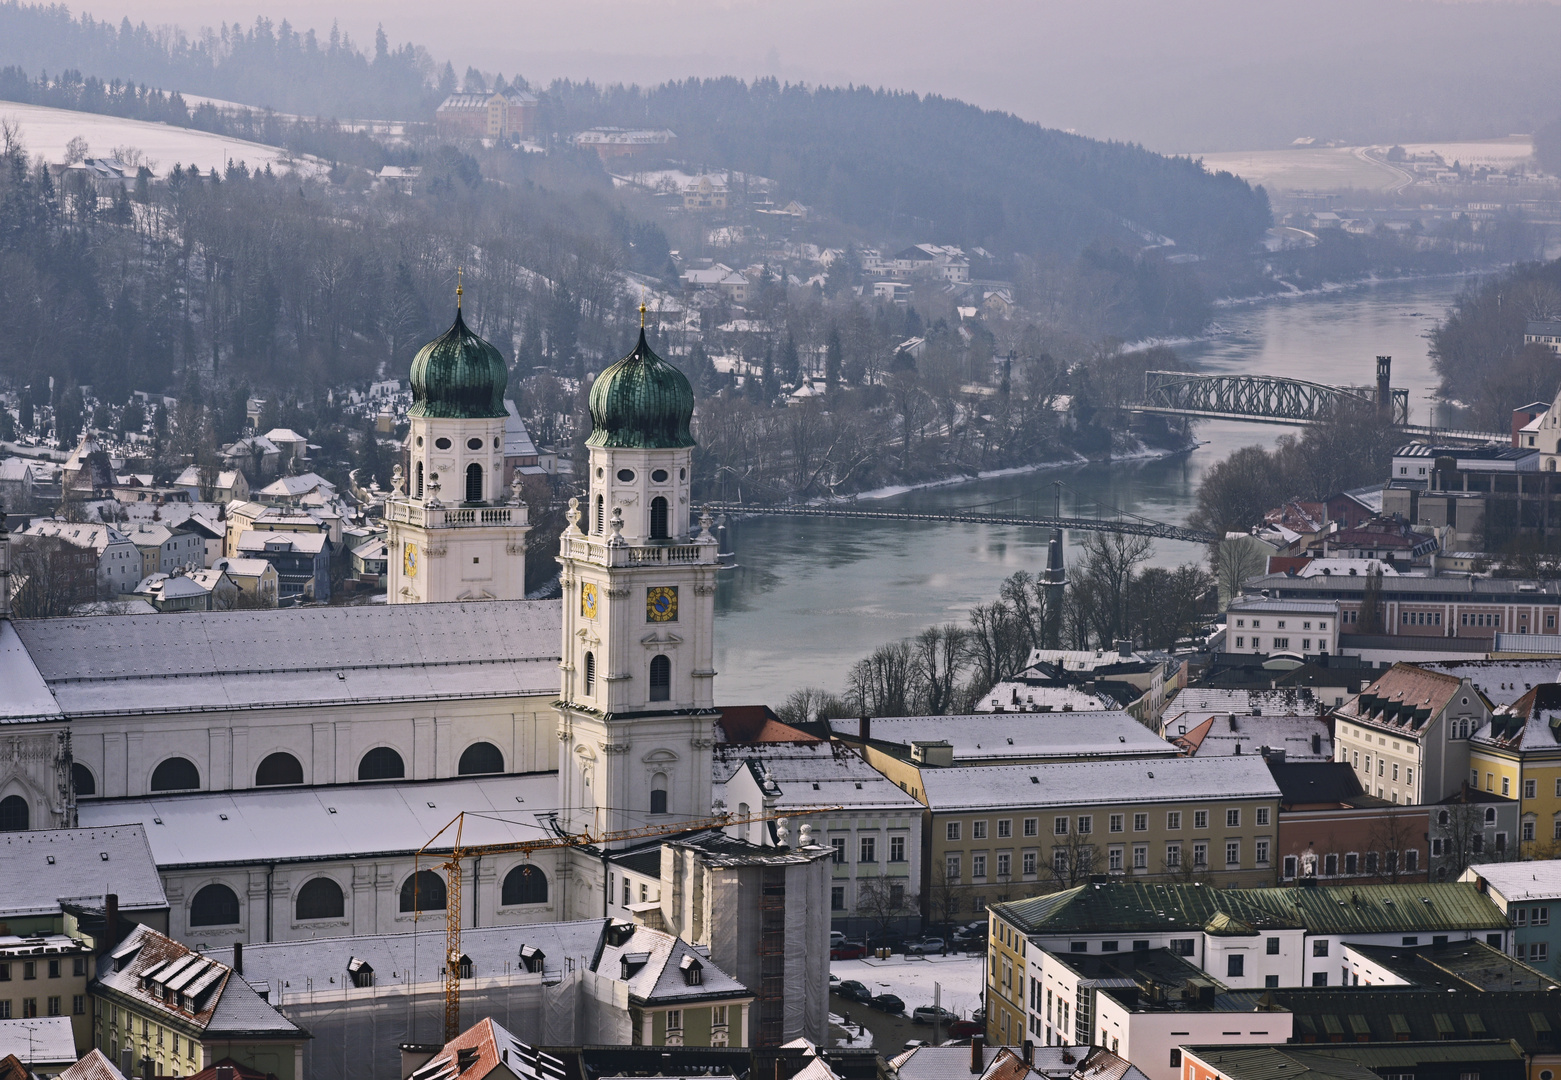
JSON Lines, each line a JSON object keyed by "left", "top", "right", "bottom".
{"left": 679, "top": 954, "right": 703, "bottom": 986}
{"left": 520, "top": 946, "right": 546, "bottom": 975}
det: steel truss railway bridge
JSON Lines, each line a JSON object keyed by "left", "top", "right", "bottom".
{"left": 701, "top": 484, "right": 1218, "bottom": 545}
{"left": 1132, "top": 369, "right": 1505, "bottom": 445}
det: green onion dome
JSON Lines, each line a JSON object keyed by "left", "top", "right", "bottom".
{"left": 407, "top": 309, "right": 508, "bottom": 420}
{"left": 585, "top": 328, "right": 696, "bottom": 449}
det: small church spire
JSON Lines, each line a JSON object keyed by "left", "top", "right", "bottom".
{"left": 457, "top": 267, "right": 464, "bottom": 310}
{"left": 639, "top": 300, "right": 647, "bottom": 329}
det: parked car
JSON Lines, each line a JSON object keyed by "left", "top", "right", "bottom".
{"left": 831, "top": 941, "right": 869, "bottom": 960}
{"left": 867, "top": 930, "right": 907, "bottom": 952}
{"left": 948, "top": 1020, "right": 983, "bottom": 1039}
{"left": 870, "top": 993, "right": 906, "bottom": 1014}
{"left": 912, "top": 1005, "right": 959, "bottom": 1026}
{"left": 953, "top": 922, "right": 987, "bottom": 944}
{"left": 836, "top": 980, "right": 873, "bottom": 1003}
{"left": 906, "top": 937, "right": 947, "bottom": 955}
{"left": 830, "top": 930, "right": 847, "bottom": 948}
{"left": 972, "top": 1008, "right": 985, "bottom": 1024}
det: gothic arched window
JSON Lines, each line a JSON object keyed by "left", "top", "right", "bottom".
{"left": 584, "top": 651, "right": 596, "bottom": 694}
{"left": 649, "top": 655, "right": 671, "bottom": 702}
{"left": 650, "top": 773, "right": 669, "bottom": 815}
{"left": 650, "top": 496, "right": 669, "bottom": 540}
{"left": 466, "top": 463, "right": 483, "bottom": 503}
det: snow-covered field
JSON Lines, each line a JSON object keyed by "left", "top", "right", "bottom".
{"left": 0, "top": 101, "right": 322, "bottom": 178}
{"left": 1196, "top": 135, "right": 1535, "bottom": 193}
{"left": 831, "top": 954, "right": 984, "bottom": 1018}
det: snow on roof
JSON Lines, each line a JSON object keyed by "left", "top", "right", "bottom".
{"left": 0, "top": 619, "right": 64, "bottom": 721}
{"left": 261, "top": 428, "right": 307, "bottom": 444}
{"left": 973, "top": 683, "right": 1115, "bottom": 713}
{"left": 504, "top": 400, "right": 539, "bottom": 458}
{"left": 833, "top": 713, "right": 1176, "bottom": 760}
{"left": 59, "top": 1049, "right": 129, "bottom": 1080}
{"left": 918, "top": 755, "right": 1281, "bottom": 812}
{"left": 20, "top": 519, "right": 132, "bottom": 555}
{"left": 1167, "top": 687, "right": 1323, "bottom": 721}
{"left": 0, "top": 1016, "right": 77, "bottom": 1064}
{"left": 1464, "top": 860, "right": 1561, "bottom": 901}
{"left": 212, "top": 557, "right": 273, "bottom": 579}
{"left": 0, "top": 825, "right": 167, "bottom": 916}
{"left": 597, "top": 923, "right": 748, "bottom": 1005}
{"left": 237, "top": 530, "right": 328, "bottom": 555}
{"left": 1173, "top": 713, "right": 1332, "bottom": 760}
{"left": 10, "top": 600, "right": 561, "bottom": 718}
{"left": 209, "top": 920, "right": 606, "bottom": 991}
{"left": 1294, "top": 558, "right": 1400, "bottom": 578}
{"left": 712, "top": 741, "right": 923, "bottom": 810}
{"left": 1421, "top": 659, "right": 1561, "bottom": 707}
{"left": 77, "top": 774, "right": 561, "bottom": 867}
{"left": 256, "top": 472, "right": 334, "bottom": 498}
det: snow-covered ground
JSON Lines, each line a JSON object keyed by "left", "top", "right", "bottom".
{"left": 831, "top": 954, "right": 984, "bottom": 1018}
{"left": 0, "top": 101, "right": 323, "bottom": 178}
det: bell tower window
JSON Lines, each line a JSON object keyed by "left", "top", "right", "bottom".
{"left": 584, "top": 651, "right": 596, "bottom": 694}
{"left": 466, "top": 463, "right": 483, "bottom": 503}
{"left": 649, "top": 655, "right": 671, "bottom": 702}
{"left": 415, "top": 461, "right": 424, "bottom": 499}
{"left": 650, "top": 496, "right": 669, "bottom": 540}
{"left": 595, "top": 496, "right": 605, "bottom": 534}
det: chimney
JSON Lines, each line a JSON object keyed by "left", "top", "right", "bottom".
{"left": 1023, "top": 1040, "right": 1034, "bottom": 1067}
{"left": 1117, "top": 639, "right": 1132, "bottom": 658}
{"left": 970, "top": 1035, "right": 985, "bottom": 1074}
{"left": 859, "top": 715, "right": 870, "bottom": 742}
{"left": 105, "top": 893, "right": 119, "bottom": 947}
{"left": 232, "top": 942, "right": 243, "bottom": 976}
{"left": 216, "top": 1067, "right": 235, "bottom": 1080}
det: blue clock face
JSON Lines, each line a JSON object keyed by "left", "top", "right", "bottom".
{"left": 646, "top": 586, "right": 678, "bottom": 622}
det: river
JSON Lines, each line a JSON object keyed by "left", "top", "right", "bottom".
{"left": 710, "top": 276, "right": 1482, "bottom": 705}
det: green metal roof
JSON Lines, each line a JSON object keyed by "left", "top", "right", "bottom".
{"left": 585, "top": 328, "right": 696, "bottom": 450}
{"left": 1276, "top": 989, "right": 1561, "bottom": 1052}
{"left": 407, "top": 309, "right": 509, "bottom": 420}
{"left": 990, "top": 881, "right": 1507, "bottom": 937}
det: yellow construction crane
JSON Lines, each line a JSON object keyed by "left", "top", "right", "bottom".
{"left": 415, "top": 805, "right": 840, "bottom": 1041}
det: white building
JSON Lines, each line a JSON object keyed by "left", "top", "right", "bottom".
{"left": 18, "top": 519, "right": 141, "bottom": 596}
{"left": 1223, "top": 597, "right": 1340, "bottom": 658}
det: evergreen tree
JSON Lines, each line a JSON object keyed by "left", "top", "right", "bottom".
{"left": 781, "top": 333, "right": 800, "bottom": 386}
{"left": 825, "top": 327, "right": 842, "bottom": 392}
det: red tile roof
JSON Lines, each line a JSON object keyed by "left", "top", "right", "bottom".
{"left": 717, "top": 706, "right": 820, "bottom": 744}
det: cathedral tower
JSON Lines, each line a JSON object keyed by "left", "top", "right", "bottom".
{"left": 386, "top": 294, "right": 531, "bottom": 603}
{"left": 555, "top": 319, "right": 719, "bottom": 843}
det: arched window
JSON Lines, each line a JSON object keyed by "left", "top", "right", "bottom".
{"left": 150, "top": 758, "right": 200, "bottom": 792}
{"left": 295, "top": 877, "right": 345, "bottom": 920}
{"left": 400, "top": 870, "right": 446, "bottom": 912}
{"left": 466, "top": 463, "right": 483, "bottom": 503}
{"left": 458, "top": 742, "right": 504, "bottom": 775}
{"left": 649, "top": 655, "right": 671, "bottom": 702}
{"left": 650, "top": 496, "right": 669, "bottom": 540}
{"left": 595, "top": 495, "right": 605, "bottom": 534}
{"left": 0, "top": 795, "right": 28, "bottom": 831}
{"left": 502, "top": 865, "right": 548, "bottom": 905}
{"left": 190, "top": 884, "right": 241, "bottom": 926}
{"left": 651, "top": 772, "right": 668, "bottom": 815}
{"left": 72, "top": 763, "right": 96, "bottom": 798}
{"left": 584, "top": 651, "right": 596, "bottom": 694}
{"left": 358, "top": 747, "right": 405, "bottom": 781}
{"left": 415, "top": 461, "right": 424, "bottom": 499}
{"left": 255, "top": 752, "right": 304, "bottom": 787}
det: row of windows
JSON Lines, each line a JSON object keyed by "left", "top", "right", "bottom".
{"left": 590, "top": 494, "right": 673, "bottom": 539}
{"left": 1233, "top": 636, "right": 1319, "bottom": 651}
{"left": 0, "top": 958, "right": 86, "bottom": 980}
{"left": 62, "top": 742, "right": 511, "bottom": 799}
{"left": 1350, "top": 752, "right": 1415, "bottom": 789}
{"left": 947, "top": 839, "right": 1271, "bottom": 879}
{"left": 1232, "top": 618, "right": 1328, "bottom": 631}
{"left": 186, "top": 865, "right": 549, "bottom": 926}
{"left": 582, "top": 653, "right": 671, "bottom": 700}
{"left": 948, "top": 807, "right": 1271, "bottom": 841}
{"left": 830, "top": 835, "right": 908, "bottom": 863}
{"left": 0, "top": 995, "right": 84, "bottom": 1019}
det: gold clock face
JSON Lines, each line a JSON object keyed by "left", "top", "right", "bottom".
{"left": 403, "top": 542, "right": 419, "bottom": 578}
{"left": 581, "top": 581, "right": 599, "bottom": 619}
{"left": 646, "top": 586, "right": 678, "bottom": 623}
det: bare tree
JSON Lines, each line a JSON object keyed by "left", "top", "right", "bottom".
{"left": 856, "top": 873, "right": 917, "bottom": 946}
{"left": 928, "top": 859, "right": 964, "bottom": 930}
{"left": 1366, "top": 806, "right": 1417, "bottom": 882}
{"left": 12, "top": 536, "right": 97, "bottom": 618}
{"left": 1213, "top": 536, "right": 1270, "bottom": 606}
{"left": 1048, "top": 830, "right": 1098, "bottom": 889}
{"left": 910, "top": 624, "right": 970, "bottom": 715}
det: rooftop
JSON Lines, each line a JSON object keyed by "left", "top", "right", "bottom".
{"left": 0, "top": 825, "right": 167, "bottom": 917}
{"left": 1180, "top": 1043, "right": 1524, "bottom": 1080}
{"left": 0, "top": 1016, "right": 76, "bottom": 1064}
{"left": 972, "top": 684, "right": 1115, "bottom": 713}
{"left": 713, "top": 741, "right": 923, "bottom": 811}
{"left": 1344, "top": 939, "right": 1558, "bottom": 991}
{"left": 77, "top": 774, "right": 561, "bottom": 868}
{"left": 917, "top": 755, "right": 1280, "bottom": 812}
{"left": 1463, "top": 859, "right": 1561, "bottom": 902}
{"left": 1421, "top": 660, "right": 1561, "bottom": 707}
{"left": 1336, "top": 663, "right": 1469, "bottom": 735}
{"left": 1273, "top": 988, "right": 1561, "bottom": 1049}
{"left": 831, "top": 713, "right": 1177, "bottom": 761}
{"left": 991, "top": 881, "right": 1506, "bottom": 937}
{"left": 409, "top": 1019, "right": 565, "bottom": 1080}
{"left": 7, "top": 600, "right": 561, "bottom": 719}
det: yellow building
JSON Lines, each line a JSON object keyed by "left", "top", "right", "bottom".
{"left": 92, "top": 925, "right": 306, "bottom": 1080}
{"left": 1470, "top": 684, "right": 1561, "bottom": 856}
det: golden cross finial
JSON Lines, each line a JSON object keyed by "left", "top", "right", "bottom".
{"left": 639, "top": 300, "right": 647, "bottom": 328}
{"left": 457, "top": 267, "right": 463, "bottom": 309}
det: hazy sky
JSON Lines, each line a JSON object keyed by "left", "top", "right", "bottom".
{"left": 86, "top": 0, "right": 1561, "bottom": 151}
